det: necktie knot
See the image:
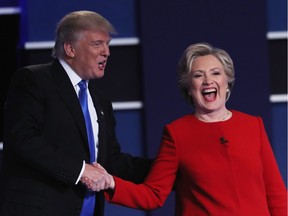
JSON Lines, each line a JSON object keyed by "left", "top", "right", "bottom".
{"left": 78, "top": 80, "right": 87, "bottom": 90}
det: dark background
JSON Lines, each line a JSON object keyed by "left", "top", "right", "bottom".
{"left": 0, "top": 0, "right": 286, "bottom": 215}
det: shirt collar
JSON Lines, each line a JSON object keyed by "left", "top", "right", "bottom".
{"left": 59, "top": 58, "right": 82, "bottom": 87}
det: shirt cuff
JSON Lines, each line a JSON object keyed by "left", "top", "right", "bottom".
{"left": 75, "top": 160, "right": 85, "bottom": 185}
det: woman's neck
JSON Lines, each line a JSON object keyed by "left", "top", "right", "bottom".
{"left": 194, "top": 109, "right": 231, "bottom": 122}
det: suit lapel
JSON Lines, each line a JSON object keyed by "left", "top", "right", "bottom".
{"left": 88, "top": 81, "right": 108, "bottom": 164}
{"left": 88, "top": 80, "right": 107, "bottom": 124}
{"left": 50, "top": 60, "right": 88, "bottom": 145}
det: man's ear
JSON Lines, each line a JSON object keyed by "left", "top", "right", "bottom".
{"left": 63, "top": 42, "right": 76, "bottom": 58}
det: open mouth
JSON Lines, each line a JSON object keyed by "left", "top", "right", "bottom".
{"left": 98, "top": 61, "right": 106, "bottom": 70}
{"left": 202, "top": 88, "right": 217, "bottom": 102}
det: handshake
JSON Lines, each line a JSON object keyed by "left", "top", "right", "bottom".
{"left": 80, "top": 163, "right": 115, "bottom": 192}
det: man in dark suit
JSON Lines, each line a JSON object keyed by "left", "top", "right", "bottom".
{"left": 0, "top": 10, "right": 151, "bottom": 216}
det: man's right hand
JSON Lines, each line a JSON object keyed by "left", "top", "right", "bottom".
{"left": 80, "top": 163, "right": 109, "bottom": 191}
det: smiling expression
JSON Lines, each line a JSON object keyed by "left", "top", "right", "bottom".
{"left": 189, "top": 55, "right": 229, "bottom": 114}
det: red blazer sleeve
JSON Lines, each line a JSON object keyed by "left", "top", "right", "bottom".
{"left": 105, "top": 126, "right": 178, "bottom": 210}
{"left": 258, "top": 117, "right": 287, "bottom": 215}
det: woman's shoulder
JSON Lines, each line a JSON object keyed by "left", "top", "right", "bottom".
{"left": 167, "top": 114, "right": 196, "bottom": 127}
{"left": 231, "top": 110, "right": 260, "bottom": 119}
{"left": 230, "top": 110, "right": 263, "bottom": 124}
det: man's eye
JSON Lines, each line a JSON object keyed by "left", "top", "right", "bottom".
{"left": 90, "top": 42, "right": 103, "bottom": 47}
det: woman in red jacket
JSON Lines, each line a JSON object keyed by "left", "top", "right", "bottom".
{"left": 101, "top": 42, "right": 287, "bottom": 215}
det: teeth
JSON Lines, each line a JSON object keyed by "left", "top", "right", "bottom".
{"left": 202, "top": 88, "right": 216, "bottom": 93}
{"left": 99, "top": 62, "right": 105, "bottom": 69}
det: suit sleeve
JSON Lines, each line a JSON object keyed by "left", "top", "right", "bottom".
{"left": 105, "top": 125, "right": 178, "bottom": 210}
{"left": 95, "top": 96, "right": 153, "bottom": 183}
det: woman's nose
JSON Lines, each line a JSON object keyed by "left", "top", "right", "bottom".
{"left": 203, "top": 75, "right": 213, "bottom": 84}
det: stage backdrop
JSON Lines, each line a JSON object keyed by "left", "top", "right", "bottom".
{"left": 139, "top": 1, "right": 273, "bottom": 215}
{"left": 0, "top": 0, "right": 286, "bottom": 216}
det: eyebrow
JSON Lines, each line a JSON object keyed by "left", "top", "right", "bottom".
{"left": 193, "top": 67, "right": 222, "bottom": 72}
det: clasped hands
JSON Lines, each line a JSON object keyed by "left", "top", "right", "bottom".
{"left": 80, "top": 163, "right": 115, "bottom": 191}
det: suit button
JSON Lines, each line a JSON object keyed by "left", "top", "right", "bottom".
{"left": 75, "top": 205, "right": 81, "bottom": 212}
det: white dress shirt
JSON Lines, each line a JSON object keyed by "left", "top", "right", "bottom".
{"left": 59, "top": 59, "right": 99, "bottom": 184}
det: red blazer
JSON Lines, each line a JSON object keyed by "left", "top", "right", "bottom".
{"left": 107, "top": 111, "right": 287, "bottom": 216}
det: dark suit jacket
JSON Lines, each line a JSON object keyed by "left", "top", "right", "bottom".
{"left": 0, "top": 59, "right": 151, "bottom": 216}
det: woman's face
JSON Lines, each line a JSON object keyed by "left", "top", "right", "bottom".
{"left": 188, "top": 54, "right": 229, "bottom": 114}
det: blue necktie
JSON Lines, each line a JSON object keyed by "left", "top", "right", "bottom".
{"left": 78, "top": 80, "right": 96, "bottom": 216}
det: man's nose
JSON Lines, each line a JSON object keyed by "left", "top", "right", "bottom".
{"left": 101, "top": 44, "right": 110, "bottom": 56}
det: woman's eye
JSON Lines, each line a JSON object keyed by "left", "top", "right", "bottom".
{"left": 212, "top": 71, "right": 221, "bottom": 75}
{"left": 192, "top": 73, "right": 202, "bottom": 78}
